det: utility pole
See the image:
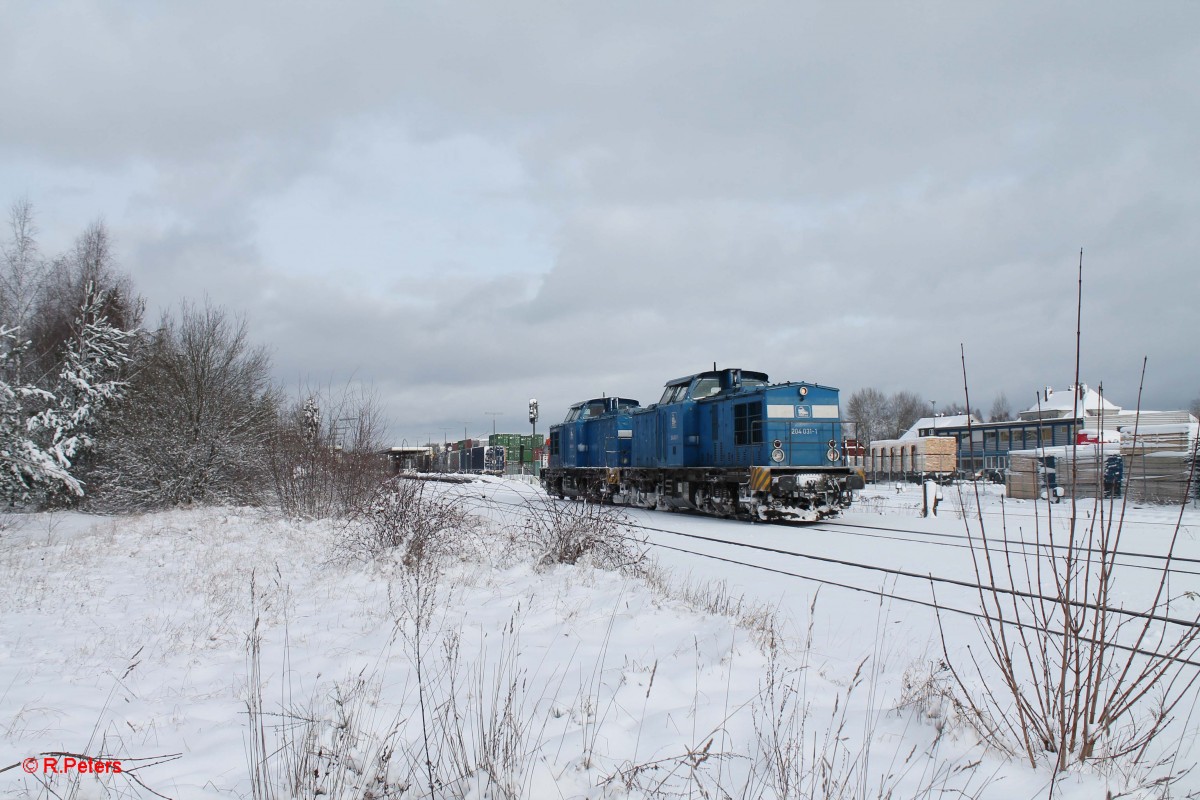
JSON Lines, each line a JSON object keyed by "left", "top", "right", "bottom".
{"left": 485, "top": 411, "right": 502, "bottom": 439}
{"left": 438, "top": 428, "right": 452, "bottom": 473}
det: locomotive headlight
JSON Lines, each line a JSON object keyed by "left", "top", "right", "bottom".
{"left": 771, "top": 448, "right": 786, "bottom": 463}
{"left": 799, "top": 386, "right": 808, "bottom": 397}
{"left": 826, "top": 447, "right": 841, "bottom": 462}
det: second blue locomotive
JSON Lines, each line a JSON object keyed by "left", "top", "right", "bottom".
{"left": 542, "top": 367, "right": 863, "bottom": 522}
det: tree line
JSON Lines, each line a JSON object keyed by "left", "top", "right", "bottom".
{"left": 0, "top": 199, "right": 387, "bottom": 516}
{"left": 845, "top": 387, "right": 1013, "bottom": 445}
{"left": 850, "top": 385, "right": 1200, "bottom": 449}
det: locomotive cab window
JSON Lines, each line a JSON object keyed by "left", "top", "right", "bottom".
{"left": 659, "top": 384, "right": 688, "bottom": 404}
{"left": 691, "top": 377, "right": 720, "bottom": 399}
{"left": 734, "top": 402, "right": 763, "bottom": 446}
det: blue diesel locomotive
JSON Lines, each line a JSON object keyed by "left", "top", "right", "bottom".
{"left": 542, "top": 367, "right": 864, "bottom": 522}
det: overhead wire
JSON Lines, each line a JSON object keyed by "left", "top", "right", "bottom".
{"left": 459, "top": 491, "right": 1200, "bottom": 630}
{"left": 447, "top": 488, "right": 1200, "bottom": 669}
{"left": 816, "top": 519, "right": 1200, "bottom": 575}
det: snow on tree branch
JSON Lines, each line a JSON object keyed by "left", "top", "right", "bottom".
{"left": 0, "top": 285, "right": 134, "bottom": 502}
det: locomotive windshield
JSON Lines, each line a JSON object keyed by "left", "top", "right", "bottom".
{"left": 581, "top": 401, "right": 608, "bottom": 419}
{"left": 691, "top": 377, "right": 720, "bottom": 398}
{"left": 658, "top": 384, "right": 688, "bottom": 404}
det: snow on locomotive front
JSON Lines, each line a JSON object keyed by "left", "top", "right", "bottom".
{"left": 543, "top": 368, "right": 862, "bottom": 522}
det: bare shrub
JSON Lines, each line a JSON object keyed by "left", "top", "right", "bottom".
{"left": 937, "top": 474, "right": 1200, "bottom": 777}
{"left": 269, "top": 382, "right": 390, "bottom": 519}
{"left": 520, "top": 496, "right": 646, "bottom": 571}
{"left": 91, "top": 301, "right": 279, "bottom": 510}
{"left": 897, "top": 658, "right": 973, "bottom": 743}
{"left": 341, "top": 477, "right": 471, "bottom": 568}
{"left": 942, "top": 296, "right": 1200, "bottom": 782}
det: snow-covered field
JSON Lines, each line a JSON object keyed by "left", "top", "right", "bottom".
{"left": 1, "top": 478, "right": 1197, "bottom": 798}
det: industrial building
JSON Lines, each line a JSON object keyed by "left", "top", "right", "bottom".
{"left": 904, "top": 384, "right": 1197, "bottom": 503}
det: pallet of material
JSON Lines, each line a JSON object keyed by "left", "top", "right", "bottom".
{"left": 919, "top": 436, "right": 957, "bottom": 473}
{"left": 867, "top": 436, "right": 957, "bottom": 478}
{"left": 1123, "top": 450, "right": 1196, "bottom": 504}
{"left": 1099, "top": 411, "right": 1198, "bottom": 431}
{"left": 1006, "top": 445, "right": 1120, "bottom": 500}
{"left": 1120, "top": 423, "right": 1198, "bottom": 456}
{"left": 1006, "top": 453, "right": 1043, "bottom": 499}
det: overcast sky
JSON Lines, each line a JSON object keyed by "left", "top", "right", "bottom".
{"left": 3, "top": 1, "right": 1197, "bottom": 444}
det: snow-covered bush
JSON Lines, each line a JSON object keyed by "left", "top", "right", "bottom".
{"left": 342, "top": 477, "right": 471, "bottom": 568}
{"left": 89, "top": 301, "right": 280, "bottom": 510}
{"left": 520, "top": 496, "right": 646, "bottom": 570}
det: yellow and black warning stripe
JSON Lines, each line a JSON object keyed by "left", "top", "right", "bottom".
{"left": 749, "top": 466, "right": 772, "bottom": 492}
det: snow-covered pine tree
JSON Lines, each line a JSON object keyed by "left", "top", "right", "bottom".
{"left": 0, "top": 327, "right": 75, "bottom": 501}
{"left": 0, "top": 285, "right": 133, "bottom": 505}
{"left": 35, "top": 284, "right": 134, "bottom": 469}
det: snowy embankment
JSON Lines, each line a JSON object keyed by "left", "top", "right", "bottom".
{"left": 1, "top": 479, "right": 1197, "bottom": 798}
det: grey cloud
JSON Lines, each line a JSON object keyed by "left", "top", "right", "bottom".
{"left": 4, "top": 0, "right": 1198, "bottom": 441}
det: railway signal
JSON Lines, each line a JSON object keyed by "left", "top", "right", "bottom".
{"left": 529, "top": 399, "right": 539, "bottom": 476}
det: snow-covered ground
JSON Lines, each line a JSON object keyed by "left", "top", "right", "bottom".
{"left": 1, "top": 479, "right": 1197, "bottom": 798}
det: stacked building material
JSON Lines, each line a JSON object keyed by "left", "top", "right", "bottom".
{"left": 1005, "top": 444, "right": 1122, "bottom": 500}
{"left": 921, "top": 437, "right": 958, "bottom": 473}
{"left": 1006, "top": 450, "right": 1045, "bottom": 499}
{"left": 1113, "top": 421, "right": 1197, "bottom": 505}
{"left": 867, "top": 436, "right": 957, "bottom": 481}
{"left": 1123, "top": 450, "right": 1196, "bottom": 504}
{"left": 1120, "top": 423, "right": 1198, "bottom": 454}
{"left": 1098, "top": 410, "right": 1197, "bottom": 431}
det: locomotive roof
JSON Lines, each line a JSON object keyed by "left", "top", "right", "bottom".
{"left": 568, "top": 397, "right": 640, "bottom": 407}
{"left": 663, "top": 369, "right": 770, "bottom": 386}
